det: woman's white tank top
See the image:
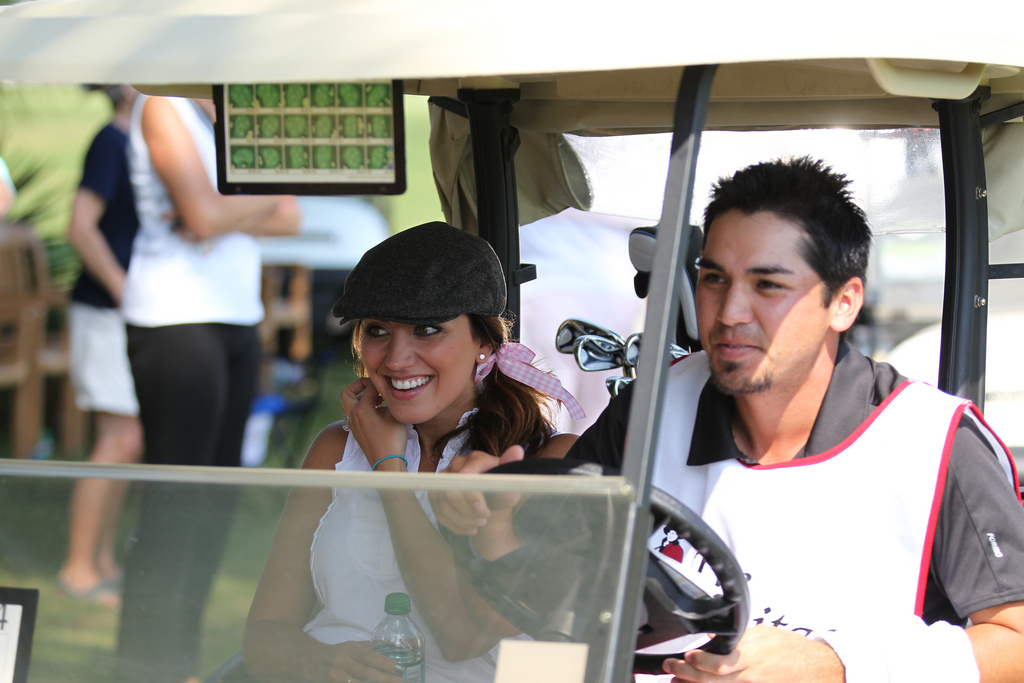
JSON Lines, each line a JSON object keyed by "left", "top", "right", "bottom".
{"left": 304, "top": 417, "right": 501, "bottom": 683}
{"left": 122, "top": 95, "right": 263, "bottom": 327}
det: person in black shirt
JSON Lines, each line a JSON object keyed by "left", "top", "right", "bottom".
{"left": 58, "top": 85, "right": 144, "bottom": 606}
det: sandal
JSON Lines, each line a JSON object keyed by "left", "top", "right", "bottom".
{"left": 100, "top": 570, "right": 124, "bottom": 591}
{"left": 56, "top": 574, "right": 121, "bottom": 608}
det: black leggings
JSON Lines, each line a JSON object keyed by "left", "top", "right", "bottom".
{"left": 117, "top": 323, "right": 260, "bottom": 682}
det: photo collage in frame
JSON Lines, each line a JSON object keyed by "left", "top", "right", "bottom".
{"left": 215, "top": 80, "right": 405, "bottom": 195}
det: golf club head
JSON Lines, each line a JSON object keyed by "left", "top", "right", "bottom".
{"left": 556, "top": 319, "right": 627, "bottom": 354}
{"left": 627, "top": 333, "right": 689, "bottom": 369}
{"left": 573, "top": 334, "right": 625, "bottom": 372}
{"left": 606, "top": 376, "right": 633, "bottom": 397}
{"left": 624, "top": 333, "right": 642, "bottom": 377}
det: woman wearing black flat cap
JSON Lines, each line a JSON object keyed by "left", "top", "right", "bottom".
{"left": 243, "top": 222, "right": 583, "bottom": 683}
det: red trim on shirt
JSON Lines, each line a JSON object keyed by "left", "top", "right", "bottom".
{"left": 670, "top": 352, "right": 693, "bottom": 367}
{"left": 749, "top": 380, "right": 915, "bottom": 470}
{"left": 965, "top": 403, "right": 1022, "bottom": 504}
{"left": 914, "top": 402, "right": 964, "bottom": 615}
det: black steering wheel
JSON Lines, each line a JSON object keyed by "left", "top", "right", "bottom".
{"left": 443, "top": 458, "right": 749, "bottom": 676}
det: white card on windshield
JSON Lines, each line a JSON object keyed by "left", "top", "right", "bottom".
{"left": 0, "top": 603, "right": 23, "bottom": 683}
{"left": 0, "top": 588, "right": 37, "bottom": 683}
{"left": 494, "top": 639, "right": 588, "bottom": 683}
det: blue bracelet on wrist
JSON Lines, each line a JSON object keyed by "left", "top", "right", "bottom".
{"left": 372, "top": 455, "right": 408, "bottom": 471}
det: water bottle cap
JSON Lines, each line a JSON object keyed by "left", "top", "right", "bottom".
{"left": 383, "top": 592, "right": 411, "bottom": 615}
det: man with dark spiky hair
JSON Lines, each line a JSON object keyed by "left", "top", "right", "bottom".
{"left": 441, "top": 157, "right": 1024, "bottom": 682}
{"left": 570, "top": 157, "right": 1024, "bottom": 682}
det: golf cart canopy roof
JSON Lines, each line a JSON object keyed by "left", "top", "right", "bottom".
{"left": 1, "top": 0, "right": 1020, "bottom": 83}
{"left": 2, "top": 0, "right": 1024, "bottom": 133}
{"left": 9, "top": 0, "right": 1024, "bottom": 236}
{"left": 7, "top": 1, "right": 1024, "bottom": 229}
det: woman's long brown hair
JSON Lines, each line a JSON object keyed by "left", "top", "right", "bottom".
{"left": 351, "top": 315, "right": 560, "bottom": 462}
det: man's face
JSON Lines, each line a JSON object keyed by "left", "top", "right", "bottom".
{"left": 696, "top": 209, "right": 844, "bottom": 397}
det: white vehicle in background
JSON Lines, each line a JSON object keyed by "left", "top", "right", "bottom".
{"left": 887, "top": 311, "right": 1024, "bottom": 462}
{"left": 259, "top": 197, "right": 388, "bottom": 273}
{"left": 259, "top": 196, "right": 389, "bottom": 338}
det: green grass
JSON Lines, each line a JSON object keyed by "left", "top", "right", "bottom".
{"left": 0, "top": 475, "right": 123, "bottom": 681}
{"left": 0, "top": 477, "right": 289, "bottom": 682}
{"left": 0, "top": 349, "right": 358, "bottom": 682}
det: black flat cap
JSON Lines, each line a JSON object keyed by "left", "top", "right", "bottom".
{"left": 332, "top": 221, "right": 507, "bottom": 325}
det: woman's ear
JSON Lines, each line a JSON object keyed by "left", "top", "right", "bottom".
{"left": 476, "top": 342, "right": 495, "bottom": 362}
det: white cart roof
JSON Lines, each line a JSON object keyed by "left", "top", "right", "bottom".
{"left": 5, "top": 0, "right": 1024, "bottom": 234}
{"left": 1, "top": 0, "right": 1023, "bottom": 102}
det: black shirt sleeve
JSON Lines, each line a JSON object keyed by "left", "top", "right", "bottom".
{"left": 924, "top": 415, "right": 1024, "bottom": 623}
{"left": 565, "top": 382, "right": 633, "bottom": 470}
{"left": 79, "top": 126, "right": 125, "bottom": 203}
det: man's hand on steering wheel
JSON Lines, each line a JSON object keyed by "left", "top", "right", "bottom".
{"left": 662, "top": 625, "right": 844, "bottom": 682}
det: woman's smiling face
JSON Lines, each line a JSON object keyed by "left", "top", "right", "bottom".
{"left": 357, "top": 314, "right": 491, "bottom": 430}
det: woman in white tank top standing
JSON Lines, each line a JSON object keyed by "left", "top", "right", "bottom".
{"left": 115, "top": 94, "right": 300, "bottom": 683}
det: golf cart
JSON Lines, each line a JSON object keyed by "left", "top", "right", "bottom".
{"left": 1, "top": 2, "right": 1024, "bottom": 681}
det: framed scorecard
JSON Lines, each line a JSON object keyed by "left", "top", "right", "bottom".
{"left": 214, "top": 80, "right": 406, "bottom": 196}
{"left": 0, "top": 588, "right": 38, "bottom": 683}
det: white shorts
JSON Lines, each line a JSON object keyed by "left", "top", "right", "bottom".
{"left": 69, "top": 302, "right": 140, "bottom": 416}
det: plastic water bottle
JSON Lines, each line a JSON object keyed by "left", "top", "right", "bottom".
{"left": 371, "top": 592, "right": 425, "bottom": 682}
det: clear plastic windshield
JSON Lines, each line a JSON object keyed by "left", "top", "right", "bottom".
{"left": 0, "top": 461, "right": 636, "bottom": 683}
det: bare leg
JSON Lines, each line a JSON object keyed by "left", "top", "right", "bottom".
{"left": 94, "top": 476, "right": 130, "bottom": 581}
{"left": 59, "top": 412, "right": 143, "bottom": 603}
{"left": 94, "top": 416, "right": 143, "bottom": 580}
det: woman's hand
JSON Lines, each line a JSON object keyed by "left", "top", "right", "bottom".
{"left": 340, "top": 378, "right": 408, "bottom": 470}
{"left": 313, "top": 640, "right": 408, "bottom": 683}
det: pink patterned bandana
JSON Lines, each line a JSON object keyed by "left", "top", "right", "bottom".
{"left": 475, "top": 343, "right": 586, "bottom": 421}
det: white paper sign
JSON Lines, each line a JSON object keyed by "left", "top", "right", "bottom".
{"left": 494, "top": 639, "right": 589, "bottom": 683}
{"left": 0, "top": 603, "right": 23, "bottom": 683}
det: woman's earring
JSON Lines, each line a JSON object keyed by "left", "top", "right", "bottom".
{"left": 478, "top": 353, "right": 487, "bottom": 362}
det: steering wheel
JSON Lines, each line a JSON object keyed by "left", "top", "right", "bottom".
{"left": 443, "top": 458, "right": 749, "bottom": 675}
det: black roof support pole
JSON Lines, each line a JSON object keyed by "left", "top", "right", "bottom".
{"left": 934, "top": 88, "right": 990, "bottom": 407}
{"left": 607, "top": 64, "right": 719, "bottom": 683}
{"left": 456, "top": 88, "right": 532, "bottom": 338}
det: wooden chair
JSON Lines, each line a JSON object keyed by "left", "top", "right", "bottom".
{"left": 259, "top": 264, "right": 313, "bottom": 390}
{"left": 0, "top": 299, "right": 44, "bottom": 459}
{"left": 39, "top": 286, "right": 86, "bottom": 454}
{"left": 0, "top": 224, "right": 47, "bottom": 458}
{"left": 0, "top": 223, "right": 85, "bottom": 457}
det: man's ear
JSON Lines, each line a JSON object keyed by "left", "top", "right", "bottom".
{"left": 830, "top": 277, "right": 864, "bottom": 334}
